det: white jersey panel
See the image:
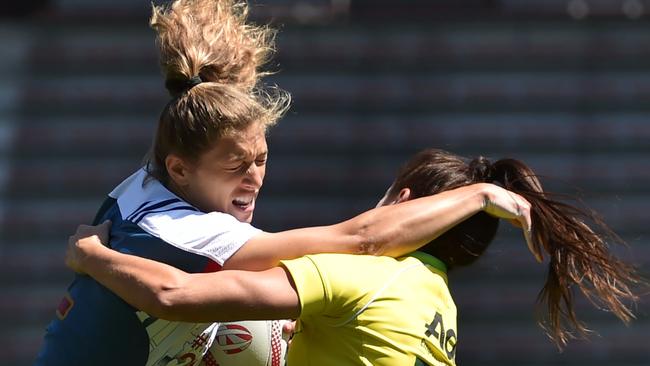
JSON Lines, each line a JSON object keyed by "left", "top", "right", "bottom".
{"left": 136, "top": 311, "right": 219, "bottom": 366}
{"left": 138, "top": 209, "right": 261, "bottom": 266}
{"left": 109, "top": 168, "right": 262, "bottom": 265}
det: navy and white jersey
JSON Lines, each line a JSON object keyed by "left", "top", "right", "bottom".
{"left": 35, "top": 169, "right": 261, "bottom": 366}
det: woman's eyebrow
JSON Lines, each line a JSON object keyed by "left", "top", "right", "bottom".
{"left": 223, "top": 152, "right": 246, "bottom": 163}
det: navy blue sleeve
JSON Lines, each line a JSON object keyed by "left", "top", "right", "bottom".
{"left": 35, "top": 197, "right": 215, "bottom": 366}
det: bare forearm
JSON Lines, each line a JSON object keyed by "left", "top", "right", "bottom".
{"left": 78, "top": 246, "right": 300, "bottom": 322}
{"left": 79, "top": 245, "right": 187, "bottom": 317}
{"left": 159, "top": 267, "right": 300, "bottom": 322}
{"left": 348, "top": 183, "right": 487, "bottom": 257}
{"left": 226, "top": 184, "right": 488, "bottom": 270}
{"left": 224, "top": 226, "right": 362, "bottom": 270}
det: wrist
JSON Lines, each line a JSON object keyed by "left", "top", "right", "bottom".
{"left": 76, "top": 236, "right": 105, "bottom": 268}
{"left": 471, "top": 183, "right": 493, "bottom": 211}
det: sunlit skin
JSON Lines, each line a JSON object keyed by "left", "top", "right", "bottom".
{"left": 166, "top": 123, "right": 268, "bottom": 223}
{"left": 375, "top": 185, "right": 411, "bottom": 208}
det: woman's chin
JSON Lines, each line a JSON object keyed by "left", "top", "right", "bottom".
{"left": 229, "top": 203, "right": 255, "bottom": 223}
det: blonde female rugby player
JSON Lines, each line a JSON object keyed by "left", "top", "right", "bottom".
{"left": 66, "top": 149, "right": 641, "bottom": 366}
{"left": 34, "top": 1, "right": 535, "bottom": 365}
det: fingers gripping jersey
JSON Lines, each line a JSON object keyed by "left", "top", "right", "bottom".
{"left": 35, "top": 169, "right": 261, "bottom": 366}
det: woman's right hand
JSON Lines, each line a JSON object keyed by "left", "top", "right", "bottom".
{"left": 479, "top": 183, "right": 541, "bottom": 262}
{"left": 65, "top": 220, "right": 112, "bottom": 274}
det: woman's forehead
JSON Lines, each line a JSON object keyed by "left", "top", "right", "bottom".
{"left": 210, "top": 128, "right": 268, "bottom": 161}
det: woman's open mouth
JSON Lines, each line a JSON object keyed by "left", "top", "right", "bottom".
{"left": 232, "top": 196, "right": 255, "bottom": 212}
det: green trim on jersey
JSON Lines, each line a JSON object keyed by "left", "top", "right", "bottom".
{"left": 409, "top": 251, "right": 447, "bottom": 274}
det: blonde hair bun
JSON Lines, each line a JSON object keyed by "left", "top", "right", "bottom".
{"left": 151, "top": 0, "right": 275, "bottom": 97}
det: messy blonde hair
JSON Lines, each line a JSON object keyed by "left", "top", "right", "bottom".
{"left": 146, "top": 0, "right": 290, "bottom": 185}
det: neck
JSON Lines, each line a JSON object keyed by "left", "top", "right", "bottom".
{"left": 164, "top": 180, "right": 195, "bottom": 208}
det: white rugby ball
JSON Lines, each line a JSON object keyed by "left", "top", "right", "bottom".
{"left": 201, "top": 320, "right": 288, "bottom": 366}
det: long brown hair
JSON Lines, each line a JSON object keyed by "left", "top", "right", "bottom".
{"left": 388, "top": 149, "right": 641, "bottom": 349}
{"left": 145, "top": 0, "right": 290, "bottom": 185}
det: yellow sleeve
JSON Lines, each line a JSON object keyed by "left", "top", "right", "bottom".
{"left": 281, "top": 256, "right": 329, "bottom": 317}
{"left": 282, "top": 254, "right": 380, "bottom": 320}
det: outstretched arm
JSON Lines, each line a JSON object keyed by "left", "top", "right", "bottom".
{"left": 66, "top": 182, "right": 533, "bottom": 321}
{"left": 225, "top": 183, "right": 534, "bottom": 270}
{"left": 66, "top": 227, "right": 300, "bottom": 322}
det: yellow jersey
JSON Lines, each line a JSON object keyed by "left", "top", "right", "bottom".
{"left": 281, "top": 252, "right": 457, "bottom": 366}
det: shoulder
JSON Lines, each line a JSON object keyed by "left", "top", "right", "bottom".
{"left": 138, "top": 210, "right": 261, "bottom": 246}
{"left": 109, "top": 168, "right": 199, "bottom": 221}
{"left": 281, "top": 254, "right": 400, "bottom": 316}
{"left": 106, "top": 169, "right": 262, "bottom": 265}
{"left": 282, "top": 254, "right": 403, "bottom": 285}
{"left": 301, "top": 253, "right": 400, "bottom": 274}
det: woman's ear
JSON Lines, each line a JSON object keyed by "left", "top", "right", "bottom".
{"left": 395, "top": 188, "right": 411, "bottom": 203}
{"left": 165, "top": 154, "right": 191, "bottom": 188}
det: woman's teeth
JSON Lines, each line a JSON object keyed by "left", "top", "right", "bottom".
{"left": 233, "top": 197, "right": 253, "bottom": 207}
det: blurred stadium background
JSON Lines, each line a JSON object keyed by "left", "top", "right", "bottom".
{"left": 1, "top": 0, "right": 649, "bottom": 365}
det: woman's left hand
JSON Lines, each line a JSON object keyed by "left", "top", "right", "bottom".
{"left": 65, "top": 220, "right": 112, "bottom": 274}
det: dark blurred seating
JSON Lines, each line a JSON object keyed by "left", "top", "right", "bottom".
{"left": 1, "top": 0, "right": 51, "bottom": 18}
{"left": 1, "top": 0, "right": 648, "bottom": 365}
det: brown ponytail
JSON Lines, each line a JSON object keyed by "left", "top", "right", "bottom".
{"left": 388, "top": 149, "right": 642, "bottom": 349}
{"left": 490, "top": 158, "right": 641, "bottom": 348}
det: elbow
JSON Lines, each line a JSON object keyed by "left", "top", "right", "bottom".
{"left": 146, "top": 278, "right": 187, "bottom": 321}
{"left": 358, "top": 235, "right": 381, "bottom": 256}
{"left": 149, "top": 292, "right": 179, "bottom": 321}
{"left": 355, "top": 224, "right": 384, "bottom": 256}
{"left": 354, "top": 217, "right": 404, "bottom": 256}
